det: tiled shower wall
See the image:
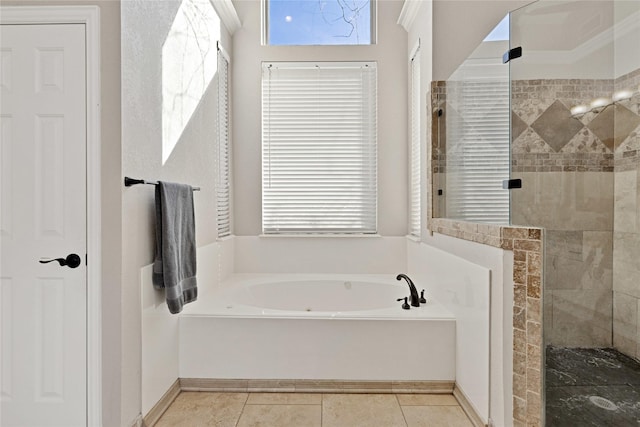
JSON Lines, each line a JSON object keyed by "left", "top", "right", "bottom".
{"left": 612, "top": 68, "right": 640, "bottom": 360}
{"left": 509, "top": 72, "right": 640, "bottom": 352}
{"left": 509, "top": 78, "right": 618, "bottom": 348}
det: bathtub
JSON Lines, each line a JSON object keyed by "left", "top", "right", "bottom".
{"left": 179, "top": 274, "right": 456, "bottom": 382}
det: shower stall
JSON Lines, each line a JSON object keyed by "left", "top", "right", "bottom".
{"left": 434, "top": 1, "right": 640, "bottom": 425}
{"left": 511, "top": 1, "right": 640, "bottom": 425}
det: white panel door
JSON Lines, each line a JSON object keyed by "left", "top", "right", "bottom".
{"left": 0, "top": 24, "right": 87, "bottom": 426}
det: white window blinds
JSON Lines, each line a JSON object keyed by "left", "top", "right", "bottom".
{"left": 409, "top": 47, "right": 421, "bottom": 238}
{"left": 262, "top": 62, "right": 377, "bottom": 234}
{"left": 445, "top": 79, "right": 510, "bottom": 224}
{"left": 216, "top": 44, "right": 231, "bottom": 238}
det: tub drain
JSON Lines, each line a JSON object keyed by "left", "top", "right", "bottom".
{"left": 589, "top": 396, "right": 618, "bottom": 411}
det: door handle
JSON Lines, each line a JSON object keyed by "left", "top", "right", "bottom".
{"left": 39, "top": 253, "right": 82, "bottom": 269}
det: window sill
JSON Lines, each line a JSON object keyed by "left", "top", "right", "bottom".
{"left": 258, "top": 234, "right": 382, "bottom": 239}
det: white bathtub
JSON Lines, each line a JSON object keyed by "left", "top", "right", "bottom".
{"left": 179, "top": 274, "right": 456, "bottom": 381}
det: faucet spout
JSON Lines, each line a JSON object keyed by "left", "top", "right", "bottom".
{"left": 396, "top": 273, "right": 420, "bottom": 307}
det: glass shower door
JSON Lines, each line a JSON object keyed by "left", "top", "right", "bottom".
{"left": 510, "top": 1, "right": 640, "bottom": 425}
{"left": 439, "top": 19, "right": 511, "bottom": 224}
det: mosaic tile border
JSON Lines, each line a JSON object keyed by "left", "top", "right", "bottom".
{"left": 616, "top": 150, "right": 640, "bottom": 171}
{"left": 429, "top": 218, "right": 543, "bottom": 427}
{"left": 435, "top": 72, "right": 640, "bottom": 175}
{"left": 512, "top": 152, "right": 614, "bottom": 173}
{"left": 614, "top": 69, "right": 640, "bottom": 171}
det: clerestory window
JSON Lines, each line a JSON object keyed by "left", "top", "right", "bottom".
{"left": 261, "top": 62, "right": 378, "bottom": 234}
{"left": 264, "top": 0, "right": 375, "bottom": 46}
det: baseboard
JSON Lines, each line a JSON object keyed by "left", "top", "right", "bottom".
{"left": 179, "top": 378, "right": 454, "bottom": 394}
{"left": 143, "top": 379, "right": 181, "bottom": 427}
{"left": 453, "top": 385, "right": 487, "bottom": 427}
{"left": 128, "top": 414, "right": 143, "bottom": 427}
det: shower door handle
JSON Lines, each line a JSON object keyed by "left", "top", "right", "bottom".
{"left": 502, "top": 179, "right": 522, "bottom": 189}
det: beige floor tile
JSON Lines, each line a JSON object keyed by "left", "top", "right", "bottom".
{"left": 322, "top": 394, "right": 407, "bottom": 427}
{"left": 397, "top": 394, "right": 459, "bottom": 406}
{"left": 237, "top": 404, "right": 321, "bottom": 427}
{"left": 155, "top": 410, "right": 219, "bottom": 427}
{"left": 155, "top": 392, "right": 247, "bottom": 427}
{"left": 246, "top": 392, "right": 322, "bottom": 405}
{"left": 168, "top": 391, "right": 248, "bottom": 409}
{"left": 402, "top": 406, "right": 473, "bottom": 427}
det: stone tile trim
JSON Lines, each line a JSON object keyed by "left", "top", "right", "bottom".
{"left": 430, "top": 218, "right": 543, "bottom": 427}
{"left": 616, "top": 150, "right": 640, "bottom": 171}
{"left": 179, "top": 378, "right": 455, "bottom": 394}
{"left": 512, "top": 152, "right": 614, "bottom": 172}
{"left": 143, "top": 378, "right": 181, "bottom": 427}
{"left": 453, "top": 385, "right": 485, "bottom": 427}
{"left": 616, "top": 67, "right": 640, "bottom": 93}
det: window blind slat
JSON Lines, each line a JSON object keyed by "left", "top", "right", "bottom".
{"left": 216, "top": 48, "right": 231, "bottom": 238}
{"left": 262, "top": 62, "right": 377, "bottom": 234}
{"left": 409, "top": 48, "right": 421, "bottom": 238}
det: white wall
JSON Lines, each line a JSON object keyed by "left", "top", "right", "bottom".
{"left": 510, "top": 1, "right": 615, "bottom": 80}
{"left": 614, "top": 1, "right": 640, "bottom": 78}
{"left": 231, "top": 0, "right": 408, "bottom": 237}
{"left": 406, "top": 1, "right": 434, "bottom": 240}
{"left": 432, "top": 0, "right": 531, "bottom": 81}
{"left": 121, "top": 1, "right": 231, "bottom": 424}
{"left": 234, "top": 236, "right": 406, "bottom": 274}
{"left": 419, "top": 233, "right": 514, "bottom": 427}
{"left": 408, "top": 241, "right": 491, "bottom": 425}
{"left": 141, "top": 239, "right": 233, "bottom": 415}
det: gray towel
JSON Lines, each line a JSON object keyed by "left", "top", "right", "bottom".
{"left": 152, "top": 181, "right": 197, "bottom": 314}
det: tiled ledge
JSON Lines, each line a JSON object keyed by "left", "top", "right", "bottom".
{"left": 430, "top": 218, "right": 543, "bottom": 427}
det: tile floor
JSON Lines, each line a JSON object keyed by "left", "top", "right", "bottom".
{"left": 546, "top": 346, "right": 640, "bottom": 426}
{"left": 154, "top": 392, "right": 474, "bottom": 427}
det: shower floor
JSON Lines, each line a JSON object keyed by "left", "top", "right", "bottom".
{"left": 546, "top": 346, "right": 640, "bottom": 426}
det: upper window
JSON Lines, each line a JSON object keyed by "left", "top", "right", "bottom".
{"left": 262, "top": 62, "right": 378, "bottom": 234}
{"left": 264, "top": 0, "right": 374, "bottom": 46}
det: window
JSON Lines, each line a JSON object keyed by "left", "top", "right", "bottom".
{"left": 216, "top": 43, "right": 231, "bottom": 238}
{"left": 262, "top": 62, "right": 377, "bottom": 234}
{"left": 409, "top": 44, "right": 421, "bottom": 238}
{"left": 445, "top": 79, "right": 510, "bottom": 223}
{"left": 264, "top": 0, "right": 374, "bottom": 45}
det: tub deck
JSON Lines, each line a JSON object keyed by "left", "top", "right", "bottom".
{"left": 179, "top": 274, "right": 456, "bottom": 381}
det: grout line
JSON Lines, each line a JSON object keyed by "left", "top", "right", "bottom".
{"left": 243, "top": 402, "right": 323, "bottom": 405}
{"left": 233, "top": 392, "right": 250, "bottom": 427}
{"left": 395, "top": 394, "right": 410, "bottom": 427}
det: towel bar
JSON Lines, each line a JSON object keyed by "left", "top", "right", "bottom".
{"left": 124, "top": 176, "right": 200, "bottom": 191}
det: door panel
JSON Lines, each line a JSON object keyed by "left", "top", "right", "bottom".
{"left": 0, "top": 24, "right": 87, "bottom": 427}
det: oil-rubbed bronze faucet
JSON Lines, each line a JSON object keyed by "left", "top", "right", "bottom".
{"left": 396, "top": 274, "right": 420, "bottom": 307}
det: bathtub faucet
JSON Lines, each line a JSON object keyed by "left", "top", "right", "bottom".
{"left": 396, "top": 274, "right": 420, "bottom": 307}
